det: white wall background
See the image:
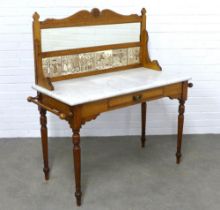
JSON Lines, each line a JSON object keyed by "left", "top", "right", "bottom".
{"left": 0, "top": 0, "right": 220, "bottom": 138}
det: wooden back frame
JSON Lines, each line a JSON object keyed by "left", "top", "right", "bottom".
{"left": 32, "top": 8, "right": 161, "bottom": 90}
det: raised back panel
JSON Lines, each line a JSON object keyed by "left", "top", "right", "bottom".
{"left": 41, "top": 23, "right": 140, "bottom": 52}
{"left": 41, "top": 22, "right": 141, "bottom": 81}
{"left": 32, "top": 8, "right": 160, "bottom": 90}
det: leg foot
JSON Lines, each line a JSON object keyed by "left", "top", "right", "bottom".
{"left": 39, "top": 107, "right": 50, "bottom": 180}
{"left": 72, "top": 128, "right": 82, "bottom": 206}
{"left": 176, "top": 99, "right": 185, "bottom": 164}
{"left": 141, "top": 102, "right": 147, "bottom": 148}
{"left": 43, "top": 167, "right": 50, "bottom": 180}
{"left": 176, "top": 152, "right": 181, "bottom": 164}
{"left": 75, "top": 191, "right": 82, "bottom": 206}
{"left": 141, "top": 136, "right": 146, "bottom": 148}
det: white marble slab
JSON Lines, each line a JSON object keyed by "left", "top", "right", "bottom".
{"left": 32, "top": 67, "right": 192, "bottom": 106}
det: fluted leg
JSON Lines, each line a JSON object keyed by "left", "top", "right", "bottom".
{"left": 141, "top": 102, "right": 146, "bottom": 147}
{"left": 176, "top": 99, "right": 185, "bottom": 164}
{"left": 72, "top": 128, "right": 82, "bottom": 206}
{"left": 39, "top": 107, "right": 50, "bottom": 180}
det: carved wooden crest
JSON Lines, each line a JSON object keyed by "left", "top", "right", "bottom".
{"left": 39, "top": 8, "right": 141, "bottom": 28}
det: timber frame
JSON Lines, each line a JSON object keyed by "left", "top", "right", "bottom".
{"left": 32, "top": 8, "right": 161, "bottom": 90}
{"left": 28, "top": 8, "right": 193, "bottom": 206}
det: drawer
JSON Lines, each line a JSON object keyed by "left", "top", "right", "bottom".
{"left": 108, "top": 88, "right": 163, "bottom": 108}
{"left": 108, "top": 94, "right": 133, "bottom": 107}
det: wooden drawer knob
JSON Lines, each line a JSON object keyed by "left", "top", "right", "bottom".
{"left": 133, "top": 94, "right": 142, "bottom": 102}
{"left": 188, "top": 83, "right": 193, "bottom": 88}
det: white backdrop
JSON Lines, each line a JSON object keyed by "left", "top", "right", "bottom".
{"left": 0, "top": 0, "right": 220, "bottom": 137}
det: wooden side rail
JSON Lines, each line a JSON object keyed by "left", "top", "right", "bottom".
{"left": 27, "top": 96, "right": 72, "bottom": 120}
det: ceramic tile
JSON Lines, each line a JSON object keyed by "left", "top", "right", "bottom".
{"left": 128, "top": 47, "right": 140, "bottom": 64}
{"left": 112, "top": 49, "right": 128, "bottom": 67}
{"left": 79, "top": 52, "right": 96, "bottom": 72}
{"left": 49, "top": 56, "right": 62, "bottom": 77}
{"left": 95, "top": 50, "right": 113, "bottom": 70}
{"left": 42, "top": 47, "right": 140, "bottom": 77}
{"left": 62, "top": 55, "right": 80, "bottom": 74}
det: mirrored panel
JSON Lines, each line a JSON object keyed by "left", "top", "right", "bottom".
{"left": 41, "top": 23, "right": 140, "bottom": 52}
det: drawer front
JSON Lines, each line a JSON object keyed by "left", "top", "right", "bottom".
{"left": 81, "top": 82, "right": 183, "bottom": 120}
{"left": 108, "top": 94, "right": 133, "bottom": 107}
{"left": 108, "top": 88, "right": 163, "bottom": 108}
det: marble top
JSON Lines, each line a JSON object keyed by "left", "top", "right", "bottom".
{"left": 32, "top": 67, "right": 191, "bottom": 106}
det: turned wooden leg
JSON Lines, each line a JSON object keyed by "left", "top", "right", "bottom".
{"left": 72, "top": 128, "right": 82, "bottom": 206}
{"left": 176, "top": 99, "right": 185, "bottom": 164}
{"left": 141, "top": 102, "right": 147, "bottom": 147}
{"left": 39, "top": 107, "right": 50, "bottom": 180}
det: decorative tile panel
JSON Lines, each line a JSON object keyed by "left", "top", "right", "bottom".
{"left": 128, "top": 47, "right": 140, "bottom": 64}
{"left": 95, "top": 50, "right": 113, "bottom": 70}
{"left": 42, "top": 47, "right": 140, "bottom": 77}
{"left": 79, "top": 52, "right": 96, "bottom": 72}
{"left": 112, "top": 49, "right": 127, "bottom": 67}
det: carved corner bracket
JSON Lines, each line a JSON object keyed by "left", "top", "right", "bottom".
{"left": 81, "top": 114, "right": 100, "bottom": 125}
{"left": 142, "top": 30, "right": 161, "bottom": 71}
